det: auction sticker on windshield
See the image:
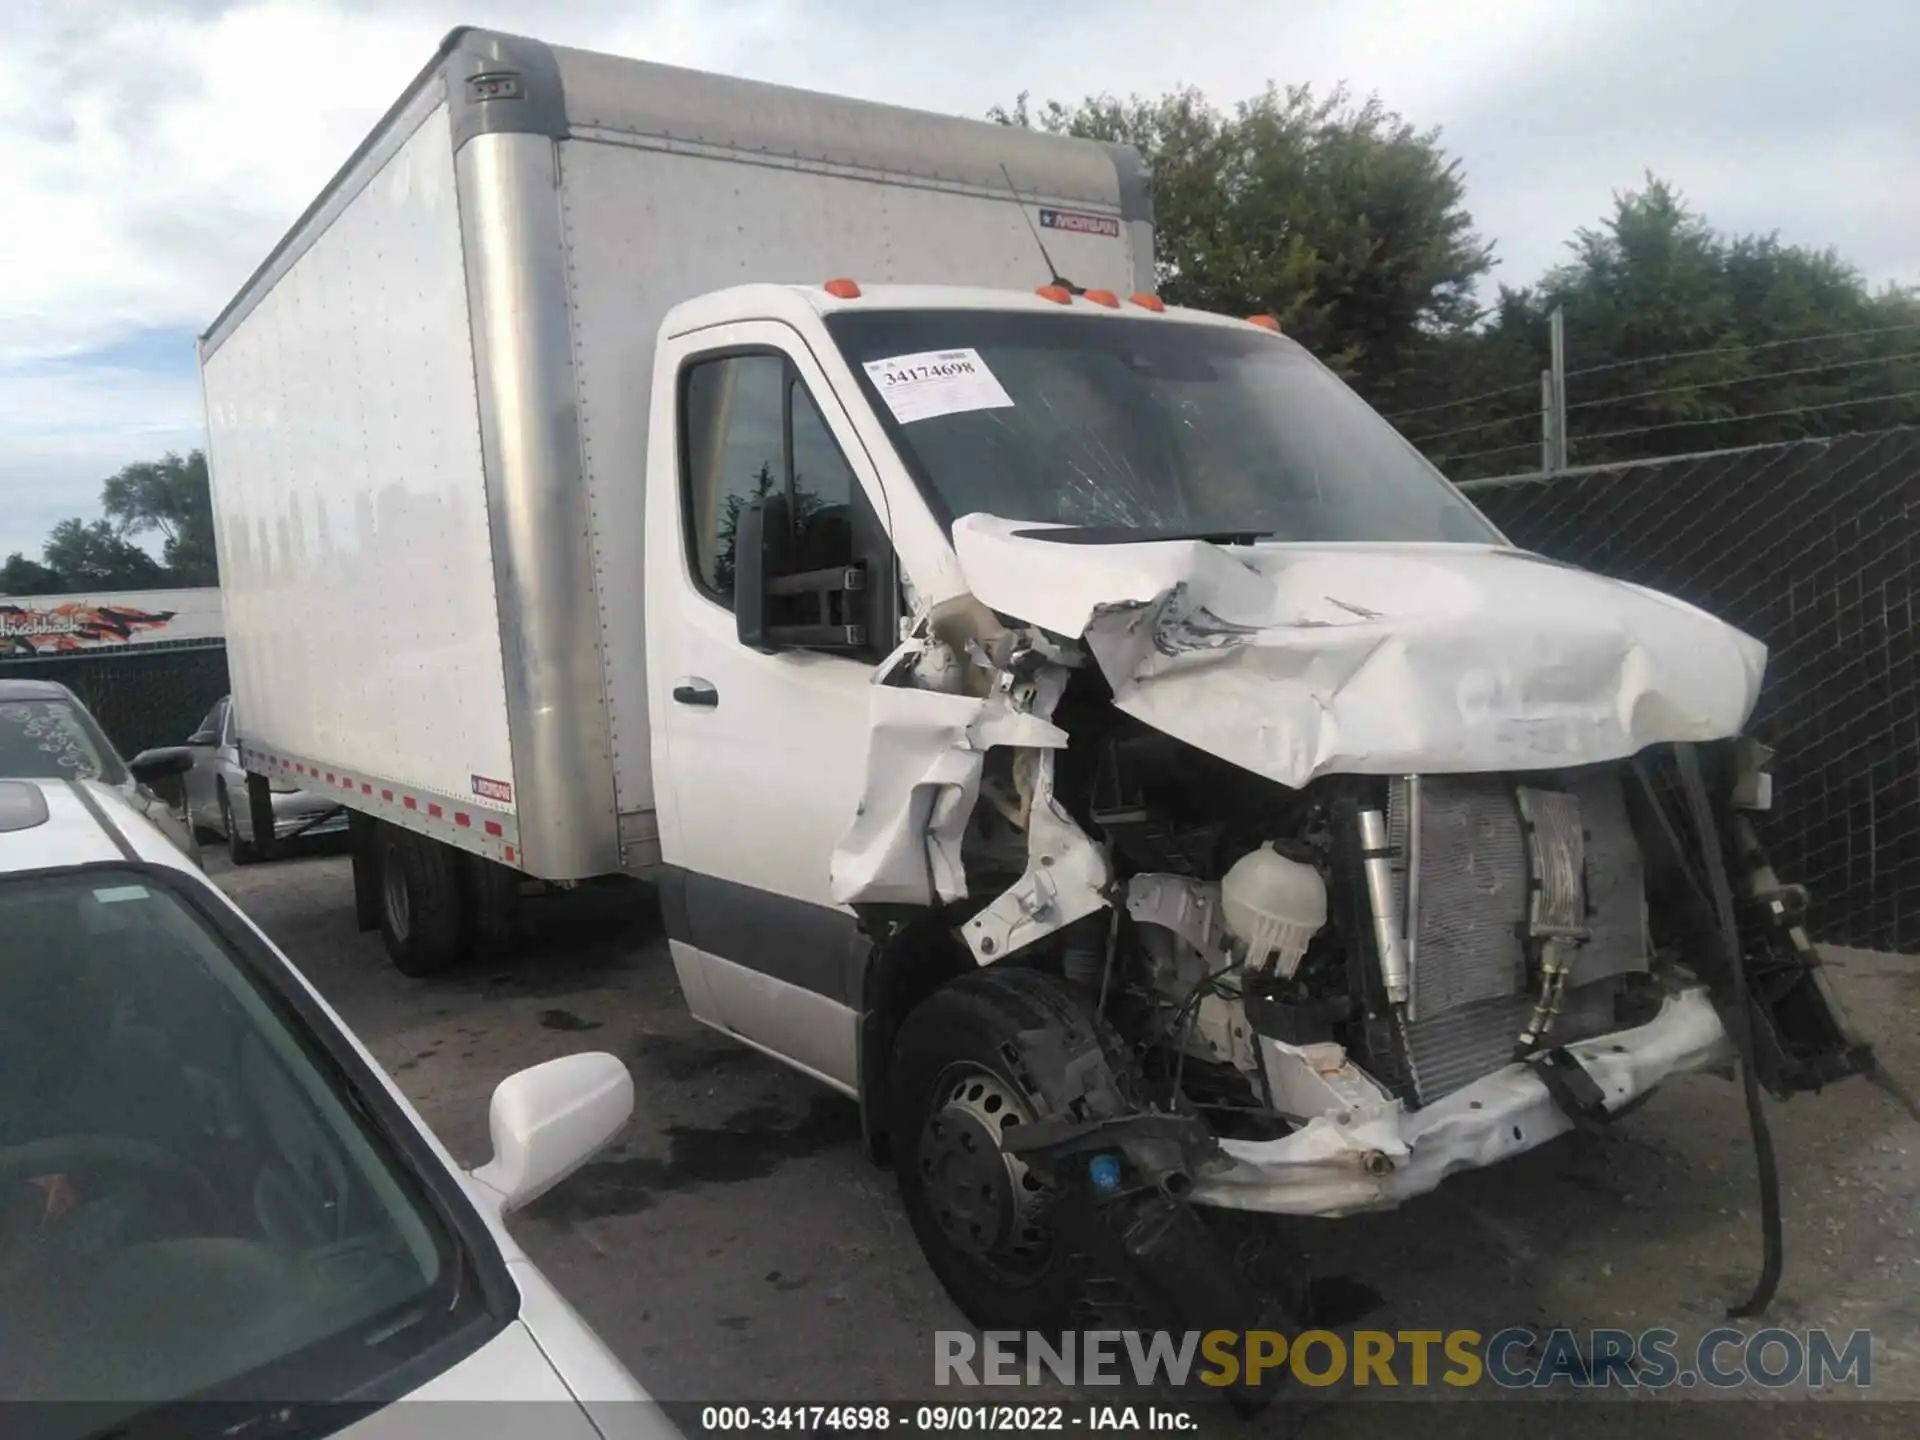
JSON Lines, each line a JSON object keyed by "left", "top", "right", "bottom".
{"left": 863, "top": 348, "right": 1014, "bottom": 424}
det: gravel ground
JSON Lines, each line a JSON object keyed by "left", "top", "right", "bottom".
{"left": 212, "top": 848, "right": 1920, "bottom": 1437}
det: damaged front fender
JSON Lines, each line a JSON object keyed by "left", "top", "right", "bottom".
{"left": 830, "top": 629, "right": 1111, "bottom": 963}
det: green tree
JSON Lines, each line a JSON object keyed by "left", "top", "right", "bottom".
{"left": 0, "top": 554, "right": 66, "bottom": 596}
{"left": 102, "top": 448, "right": 219, "bottom": 584}
{"left": 1405, "top": 177, "right": 1920, "bottom": 476}
{"left": 711, "top": 461, "right": 835, "bottom": 599}
{"left": 991, "top": 83, "right": 1493, "bottom": 403}
{"left": 41, "top": 518, "right": 167, "bottom": 591}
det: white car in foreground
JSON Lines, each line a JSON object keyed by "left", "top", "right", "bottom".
{"left": 0, "top": 776, "right": 673, "bottom": 1439}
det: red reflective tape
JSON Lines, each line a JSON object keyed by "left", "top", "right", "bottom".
{"left": 326, "top": 772, "right": 336, "bottom": 784}
{"left": 455, "top": 812, "right": 471, "bottom": 828}
{"left": 381, "top": 789, "right": 393, "bottom": 801}
{"left": 361, "top": 782, "right": 371, "bottom": 794}
{"left": 427, "top": 803, "right": 443, "bottom": 819}
{"left": 504, "top": 846, "right": 515, "bottom": 864}
{"left": 404, "top": 797, "right": 417, "bottom": 810}
{"left": 484, "top": 820, "right": 502, "bottom": 837}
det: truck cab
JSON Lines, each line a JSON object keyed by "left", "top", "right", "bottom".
{"left": 639, "top": 276, "right": 1869, "bottom": 1336}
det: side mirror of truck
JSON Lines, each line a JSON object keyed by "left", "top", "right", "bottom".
{"left": 735, "top": 492, "right": 871, "bottom": 655}
{"left": 734, "top": 492, "right": 788, "bottom": 653}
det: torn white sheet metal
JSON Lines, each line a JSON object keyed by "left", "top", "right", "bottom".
{"left": 950, "top": 513, "right": 1769, "bottom": 788}
{"left": 959, "top": 748, "right": 1112, "bottom": 963}
{"left": 828, "top": 644, "right": 1071, "bottom": 909}
{"left": 1191, "top": 986, "right": 1732, "bottom": 1217}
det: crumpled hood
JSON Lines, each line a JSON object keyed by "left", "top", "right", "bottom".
{"left": 950, "top": 513, "right": 1767, "bottom": 788}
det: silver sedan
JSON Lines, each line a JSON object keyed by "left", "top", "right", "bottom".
{"left": 181, "top": 695, "right": 347, "bottom": 864}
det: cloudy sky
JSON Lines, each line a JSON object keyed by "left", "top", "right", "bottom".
{"left": 2, "top": 0, "right": 1914, "bottom": 561}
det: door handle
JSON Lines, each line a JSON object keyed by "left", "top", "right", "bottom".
{"left": 672, "top": 680, "right": 719, "bottom": 708}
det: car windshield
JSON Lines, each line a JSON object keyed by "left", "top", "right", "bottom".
{"left": 824, "top": 309, "right": 1503, "bottom": 544}
{"left": 0, "top": 866, "right": 483, "bottom": 1417}
{"left": 0, "top": 698, "right": 128, "bottom": 785}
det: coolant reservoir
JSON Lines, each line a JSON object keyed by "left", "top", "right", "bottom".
{"left": 1221, "top": 842, "right": 1327, "bottom": 977}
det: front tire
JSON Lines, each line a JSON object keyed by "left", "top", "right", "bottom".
{"left": 219, "top": 786, "right": 262, "bottom": 866}
{"left": 889, "top": 967, "right": 1131, "bottom": 1332}
{"left": 377, "top": 824, "right": 465, "bottom": 976}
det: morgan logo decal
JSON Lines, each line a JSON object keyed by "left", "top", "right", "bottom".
{"left": 471, "top": 774, "right": 513, "bottom": 803}
{"left": 1038, "top": 208, "right": 1121, "bottom": 238}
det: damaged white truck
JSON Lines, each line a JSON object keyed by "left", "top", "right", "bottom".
{"left": 200, "top": 27, "right": 1877, "bottom": 1349}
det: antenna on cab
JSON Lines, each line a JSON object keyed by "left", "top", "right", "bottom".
{"left": 1000, "top": 162, "right": 1082, "bottom": 296}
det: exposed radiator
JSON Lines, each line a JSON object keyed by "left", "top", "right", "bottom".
{"left": 1388, "top": 769, "right": 1649, "bottom": 1104}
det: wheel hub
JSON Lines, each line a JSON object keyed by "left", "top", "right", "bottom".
{"left": 918, "top": 1068, "right": 1049, "bottom": 1268}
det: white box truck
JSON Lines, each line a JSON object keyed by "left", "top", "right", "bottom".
{"left": 201, "top": 26, "right": 1870, "bottom": 1352}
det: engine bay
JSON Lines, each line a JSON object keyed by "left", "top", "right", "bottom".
{"left": 837, "top": 588, "right": 1865, "bottom": 1155}
{"left": 959, "top": 693, "right": 1681, "bottom": 1137}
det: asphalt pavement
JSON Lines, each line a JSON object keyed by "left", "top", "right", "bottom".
{"left": 210, "top": 848, "right": 1920, "bottom": 1437}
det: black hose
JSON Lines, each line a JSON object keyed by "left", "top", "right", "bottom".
{"left": 1676, "top": 743, "right": 1782, "bottom": 1319}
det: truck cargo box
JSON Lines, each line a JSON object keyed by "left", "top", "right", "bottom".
{"left": 199, "top": 26, "right": 1151, "bottom": 880}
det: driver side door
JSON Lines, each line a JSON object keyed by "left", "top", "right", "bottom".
{"left": 646, "top": 321, "right": 900, "bottom": 1095}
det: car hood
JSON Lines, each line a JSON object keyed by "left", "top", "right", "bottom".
{"left": 339, "top": 1322, "right": 600, "bottom": 1435}
{"left": 949, "top": 513, "right": 1767, "bottom": 786}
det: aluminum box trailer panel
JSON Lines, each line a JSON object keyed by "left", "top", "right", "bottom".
{"left": 199, "top": 26, "right": 1150, "bottom": 880}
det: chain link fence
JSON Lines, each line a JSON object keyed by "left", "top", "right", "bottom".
{"left": 1460, "top": 426, "right": 1920, "bottom": 952}
{"left": 0, "top": 641, "right": 231, "bottom": 758}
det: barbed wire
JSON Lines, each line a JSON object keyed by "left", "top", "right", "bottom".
{"left": 1563, "top": 320, "right": 1920, "bottom": 382}
{"left": 1566, "top": 387, "right": 1920, "bottom": 447}
{"left": 1381, "top": 378, "right": 1538, "bottom": 423}
{"left": 1563, "top": 348, "right": 1920, "bottom": 414}
{"left": 1383, "top": 319, "right": 1920, "bottom": 424}
{"left": 1429, "top": 385, "right": 1920, "bottom": 467}
{"left": 1431, "top": 437, "right": 1540, "bottom": 464}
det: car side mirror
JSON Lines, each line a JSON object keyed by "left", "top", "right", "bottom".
{"left": 129, "top": 746, "right": 196, "bottom": 784}
{"left": 469, "top": 1052, "right": 632, "bottom": 1214}
{"left": 734, "top": 491, "right": 791, "bottom": 652}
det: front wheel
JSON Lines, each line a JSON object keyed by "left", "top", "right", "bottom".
{"left": 889, "top": 967, "right": 1133, "bottom": 1332}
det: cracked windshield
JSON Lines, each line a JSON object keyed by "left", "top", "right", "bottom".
{"left": 828, "top": 311, "right": 1500, "bottom": 543}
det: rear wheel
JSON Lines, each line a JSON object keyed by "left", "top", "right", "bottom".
{"left": 377, "top": 824, "right": 465, "bottom": 976}
{"left": 463, "top": 851, "right": 522, "bottom": 960}
{"left": 889, "top": 967, "right": 1130, "bottom": 1331}
{"left": 218, "top": 785, "right": 262, "bottom": 867}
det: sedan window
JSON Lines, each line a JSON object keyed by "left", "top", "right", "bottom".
{"left": 0, "top": 867, "right": 486, "bottom": 1413}
{"left": 0, "top": 699, "right": 125, "bottom": 784}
